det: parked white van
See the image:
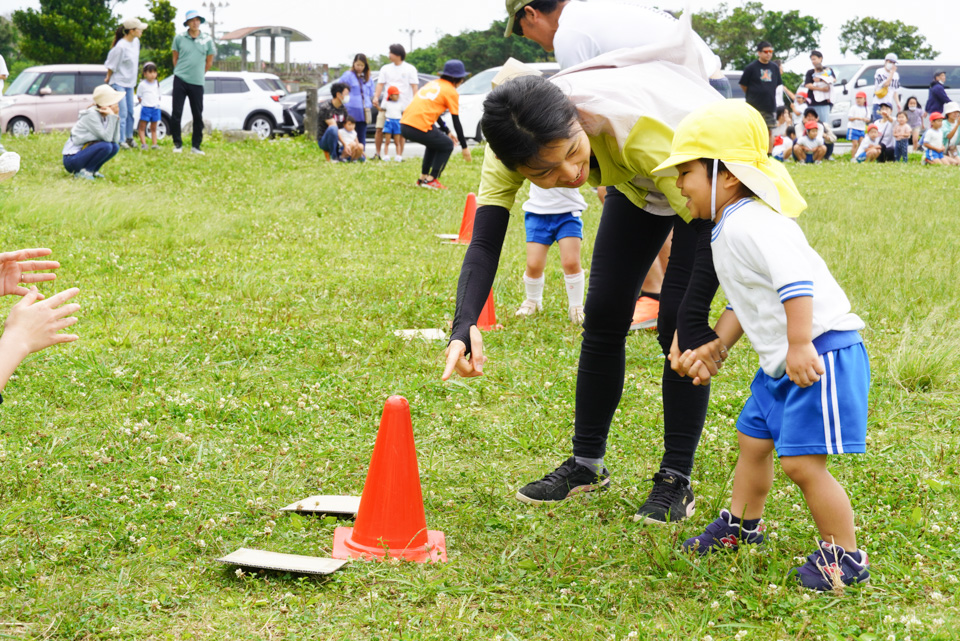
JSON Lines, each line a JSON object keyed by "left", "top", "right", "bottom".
{"left": 826, "top": 60, "right": 960, "bottom": 135}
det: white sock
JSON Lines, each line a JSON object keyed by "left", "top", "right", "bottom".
{"left": 564, "top": 271, "right": 585, "bottom": 308}
{"left": 523, "top": 273, "right": 545, "bottom": 304}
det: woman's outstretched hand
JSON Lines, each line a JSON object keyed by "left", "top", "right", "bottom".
{"left": 442, "top": 325, "right": 486, "bottom": 380}
{"left": 0, "top": 248, "right": 59, "bottom": 298}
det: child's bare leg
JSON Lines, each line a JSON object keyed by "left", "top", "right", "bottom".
{"left": 396, "top": 134, "right": 405, "bottom": 155}
{"left": 383, "top": 133, "right": 392, "bottom": 157}
{"left": 150, "top": 122, "right": 158, "bottom": 145}
{"left": 138, "top": 121, "right": 147, "bottom": 146}
{"left": 780, "top": 454, "right": 857, "bottom": 550}
{"left": 912, "top": 130, "right": 919, "bottom": 150}
{"left": 813, "top": 146, "right": 827, "bottom": 161}
{"left": 557, "top": 237, "right": 582, "bottom": 276}
{"left": 850, "top": 138, "right": 860, "bottom": 157}
{"left": 793, "top": 146, "right": 806, "bottom": 162}
{"left": 524, "top": 242, "right": 550, "bottom": 279}
{"left": 729, "top": 432, "right": 775, "bottom": 521}
{"left": 557, "top": 236, "right": 585, "bottom": 313}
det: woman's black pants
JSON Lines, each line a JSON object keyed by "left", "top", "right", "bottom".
{"left": 400, "top": 124, "right": 454, "bottom": 180}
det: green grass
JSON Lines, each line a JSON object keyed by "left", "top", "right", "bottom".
{"left": 0, "top": 133, "right": 958, "bottom": 640}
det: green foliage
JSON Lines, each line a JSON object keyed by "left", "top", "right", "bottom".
{"left": 0, "top": 15, "right": 20, "bottom": 61}
{"left": 139, "top": 0, "right": 177, "bottom": 77}
{"left": 839, "top": 17, "right": 940, "bottom": 60}
{"left": 692, "top": 2, "right": 822, "bottom": 70}
{"left": 12, "top": 0, "right": 118, "bottom": 65}
{"left": 406, "top": 19, "right": 552, "bottom": 76}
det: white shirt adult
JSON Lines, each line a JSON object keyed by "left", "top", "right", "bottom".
{"left": 104, "top": 37, "right": 141, "bottom": 88}
{"left": 873, "top": 62, "right": 900, "bottom": 110}
{"left": 0, "top": 54, "right": 8, "bottom": 95}
{"left": 376, "top": 60, "right": 418, "bottom": 110}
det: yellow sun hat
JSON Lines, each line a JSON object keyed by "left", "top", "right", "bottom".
{"left": 652, "top": 100, "right": 807, "bottom": 218}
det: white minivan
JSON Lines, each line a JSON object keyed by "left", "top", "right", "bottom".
{"left": 826, "top": 61, "right": 960, "bottom": 135}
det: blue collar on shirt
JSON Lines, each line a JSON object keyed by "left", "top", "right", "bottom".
{"left": 711, "top": 197, "right": 753, "bottom": 242}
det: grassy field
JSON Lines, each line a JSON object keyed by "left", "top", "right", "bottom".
{"left": 0, "top": 132, "right": 958, "bottom": 640}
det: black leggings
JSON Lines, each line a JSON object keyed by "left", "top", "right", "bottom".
{"left": 401, "top": 124, "right": 454, "bottom": 179}
{"left": 171, "top": 75, "right": 205, "bottom": 149}
{"left": 572, "top": 188, "right": 717, "bottom": 476}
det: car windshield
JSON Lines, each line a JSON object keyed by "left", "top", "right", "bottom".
{"left": 458, "top": 69, "right": 499, "bottom": 95}
{"left": 830, "top": 64, "right": 863, "bottom": 86}
{"left": 5, "top": 71, "right": 40, "bottom": 96}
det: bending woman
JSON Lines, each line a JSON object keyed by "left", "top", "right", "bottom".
{"left": 400, "top": 59, "right": 472, "bottom": 189}
{"left": 442, "top": 34, "right": 728, "bottom": 524}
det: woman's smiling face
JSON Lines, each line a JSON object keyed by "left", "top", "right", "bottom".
{"left": 515, "top": 125, "right": 592, "bottom": 190}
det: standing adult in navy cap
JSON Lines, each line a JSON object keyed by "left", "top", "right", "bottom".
{"left": 399, "top": 59, "right": 472, "bottom": 189}
{"left": 170, "top": 9, "right": 217, "bottom": 154}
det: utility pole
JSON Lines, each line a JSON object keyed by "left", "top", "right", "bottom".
{"left": 201, "top": 1, "right": 229, "bottom": 40}
{"left": 399, "top": 28, "right": 421, "bottom": 51}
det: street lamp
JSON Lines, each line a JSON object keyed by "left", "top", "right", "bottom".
{"left": 201, "top": 1, "right": 229, "bottom": 39}
{"left": 399, "top": 28, "right": 421, "bottom": 51}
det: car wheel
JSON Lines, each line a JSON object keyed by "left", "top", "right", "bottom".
{"left": 245, "top": 114, "right": 274, "bottom": 140}
{"left": 156, "top": 116, "right": 169, "bottom": 141}
{"left": 8, "top": 117, "right": 33, "bottom": 137}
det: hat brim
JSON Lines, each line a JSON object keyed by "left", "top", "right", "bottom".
{"left": 651, "top": 152, "right": 702, "bottom": 177}
{"left": 96, "top": 89, "right": 126, "bottom": 107}
{"left": 504, "top": 14, "right": 515, "bottom": 37}
{"left": 0, "top": 151, "right": 21, "bottom": 183}
{"left": 183, "top": 16, "right": 206, "bottom": 26}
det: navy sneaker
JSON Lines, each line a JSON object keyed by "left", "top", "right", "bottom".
{"left": 633, "top": 470, "right": 696, "bottom": 524}
{"left": 681, "top": 509, "right": 765, "bottom": 555}
{"left": 515, "top": 457, "right": 610, "bottom": 505}
{"left": 790, "top": 541, "right": 870, "bottom": 591}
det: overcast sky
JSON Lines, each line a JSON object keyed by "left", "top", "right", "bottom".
{"left": 0, "top": 0, "right": 957, "bottom": 70}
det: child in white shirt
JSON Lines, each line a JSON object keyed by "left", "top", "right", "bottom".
{"left": 382, "top": 86, "right": 404, "bottom": 161}
{"left": 794, "top": 121, "right": 826, "bottom": 163}
{"left": 136, "top": 62, "right": 162, "bottom": 150}
{"left": 846, "top": 91, "right": 868, "bottom": 159}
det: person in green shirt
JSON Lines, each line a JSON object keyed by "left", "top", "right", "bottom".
{"left": 170, "top": 9, "right": 216, "bottom": 154}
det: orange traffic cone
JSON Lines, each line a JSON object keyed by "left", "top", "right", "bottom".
{"left": 476, "top": 289, "right": 502, "bottom": 331}
{"left": 332, "top": 396, "right": 446, "bottom": 563}
{"left": 455, "top": 192, "right": 477, "bottom": 244}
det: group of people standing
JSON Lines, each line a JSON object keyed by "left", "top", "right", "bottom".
{"left": 317, "top": 44, "right": 472, "bottom": 188}
{"left": 61, "top": 9, "right": 216, "bottom": 179}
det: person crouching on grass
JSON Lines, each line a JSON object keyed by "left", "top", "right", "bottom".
{"left": 793, "top": 121, "right": 826, "bottom": 164}
{"left": 338, "top": 116, "right": 366, "bottom": 162}
{"left": 62, "top": 85, "right": 124, "bottom": 180}
{"left": 921, "top": 112, "right": 958, "bottom": 165}
{"left": 853, "top": 124, "right": 882, "bottom": 163}
{"left": 652, "top": 100, "right": 871, "bottom": 591}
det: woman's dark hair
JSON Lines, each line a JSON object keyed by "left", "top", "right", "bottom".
{"left": 775, "top": 106, "right": 786, "bottom": 121}
{"left": 511, "top": 0, "right": 567, "bottom": 36}
{"left": 481, "top": 75, "right": 579, "bottom": 171}
{"left": 388, "top": 43, "right": 406, "bottom": 60}
{"left": 440, "top": 74, "right": 464, "bottom": 86}
{"left": 803, "top": 107, "right": 818, "bottom": 120}
{"left": 142, "top": 61, "right": 158, "bottom": 75}
{"left": 352, "top": 53, "right": 370, "bottom": 82}
{"left": 905, "top": 95, "right": 920, "bottom": 108}
{"left": 111, "top": 25, "right": 129, "bottom": 48}
{"left": 330, "top": 82, "right": 348, "bottom": 99}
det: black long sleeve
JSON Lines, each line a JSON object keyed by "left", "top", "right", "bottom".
{"left": 450, "top": 114, "right": 468, "bottom": 149}
{"left": 675, "top": 218, "right": 721, "bottom": 350}
{"left": 449, "top": 205, "right": 511, "bottom": 353}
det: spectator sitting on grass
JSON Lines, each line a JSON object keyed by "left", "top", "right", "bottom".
{"left": 338, "top": 116, "right": 366, "bottom": 162}
{"left": 893, "top": 111, "right": 912, "bottom": 162}
{"left": 872, "top": 104, "right": 896, "bottom": 163}
{"left": 854, "top": 124, "right": 883, "bottom": 163}
{"left": 903, "top": 96, "right": 925, "bottom": 151}
{"left": 941, "top": 102, "right": 960, "bottom": 157}
{"left": 317, "top": 82, "right": 350, "bottom": 163}
{"left": 795, "top": 109, "right": 834, "bottom": 161}
{"left": 793, "top": 121, "right": 826, "bottom": 164}
{"left": 61, "top": 85, "right": 123, "bottom": 180}
{"left": 771, "top": 126, "right": 795, "bottom": 162}
{"left": 921, "top": 113, "right": 955, "bottom": 165}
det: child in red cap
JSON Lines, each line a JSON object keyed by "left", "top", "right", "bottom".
{"left": 921, "top": 112, "right": 958, "bottom": 165}
{"left": 847, "top": 91, "right": 869, "bottom": 158}
{"left": 854, "top": 124, "right": 883, "bottom": 163}
{"left": 795, "top": 120, "right": 826, "bottom": 164}
{"left": 382, "top": 85, "right": 404, "bottom": 161}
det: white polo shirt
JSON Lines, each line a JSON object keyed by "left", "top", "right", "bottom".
{"left": 711, "top": 198, "right": 863, "bottom": 378}
{"left": 378, "top": 61, "right": 418, "bottom": 110}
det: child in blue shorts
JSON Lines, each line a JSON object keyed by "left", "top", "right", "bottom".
{"left": 382, "top": 86, "right": 404, "bottom": 162}
{"left": 846, "top": 91, "right": 868, "bottom": 159}
{"left": 514, "top": 185, "right": 587, "bottom": 324}
{"left": 136, "top": 62, "right": 161, "bottom": 150}
{"left": 653, "top": 100, "right": 872, "bottom": 591}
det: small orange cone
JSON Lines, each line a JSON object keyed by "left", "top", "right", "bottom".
{"left": 332, "top": 396, "right": 446, "bottom": 563}
{"left": 455, "top": 192, "right": 477, "bottom": 244}
{"left": 476, "top": 289, "right": 502, "bottom": 331}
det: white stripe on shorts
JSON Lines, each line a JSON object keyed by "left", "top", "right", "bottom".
{"left": 821, "top": 355, "right": 833, "bottom": 455}
{"left": 829, "top": 351, "right": 843, "bottom": 453}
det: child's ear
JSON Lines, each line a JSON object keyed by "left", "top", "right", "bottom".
{"left": 720, "top": 170, "right": 742, "bottom": 190}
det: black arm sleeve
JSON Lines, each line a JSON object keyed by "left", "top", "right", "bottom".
{"left": 436, "top": 116, "right": 450, "bottom": 134}
{"left": 449, "top": 205, "right": 511, "bottom": 353}
{"left": 676, "top": 218, "right": 721, "bottom": 350}
{"left": 451, "top": 114, "right": 468, "bottom": 149}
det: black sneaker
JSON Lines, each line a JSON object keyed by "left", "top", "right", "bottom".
{"left": 515, "top": 457, "right": 610, "bottom": 505}
{"left": 633, "top": 470, "right": 695, "bottom": 524}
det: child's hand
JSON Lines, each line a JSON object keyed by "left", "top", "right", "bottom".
{"left": 785, "top": 342, "right": 824, "bottom": 387}
{"left": 1, "top": 287, "right": 80, "bottom": 357}
{"left": 0, "top": 248, "right": 59, "bottom": 297}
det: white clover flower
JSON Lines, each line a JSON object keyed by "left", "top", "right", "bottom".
{"left": 734, "top": 630, "right": 748, "bottom": 640}
{"left": 725, "top": 590, "right": 736, "bottom": 598}
{"left": 711, "top": 601, "right": 720, "bottom": 609}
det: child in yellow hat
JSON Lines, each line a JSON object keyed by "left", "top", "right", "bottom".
{"left": 652, "top": 100, "right": 872, "bottom": 591}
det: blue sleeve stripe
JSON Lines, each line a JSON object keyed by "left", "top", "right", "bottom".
{"left": 725, "top": 305, "right": 734, "bottom": 311}
{"left": 780, "top": 291, "right": 814, "bottom": 302}
{"left": 777, "top": 281, "right": 813, "bottom": 294}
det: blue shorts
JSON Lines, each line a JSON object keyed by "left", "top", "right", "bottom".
{"left": 925, "top": 149, "right": 944, "bottom": 162}
{"left": 383, "top": 118, "right": 402, "bottom": 135}
{"left": 847, "top": 128, "right": 864, "bottom": 141}
{"left": 524, "top": 212, "right": 583, "bottom": 245}
{"left": 737, "top": 332, "right": 869, "bottom": 457}
{"left": 140, "top": 106, "right": 161, "bottom": 123}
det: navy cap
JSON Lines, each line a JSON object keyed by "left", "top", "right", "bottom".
{"left": 442, "top": 59, "right": 468, "bottom": 79}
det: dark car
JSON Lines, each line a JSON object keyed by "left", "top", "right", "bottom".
{"left": 279, "top": 71, "right": 437, "bottom": 137}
